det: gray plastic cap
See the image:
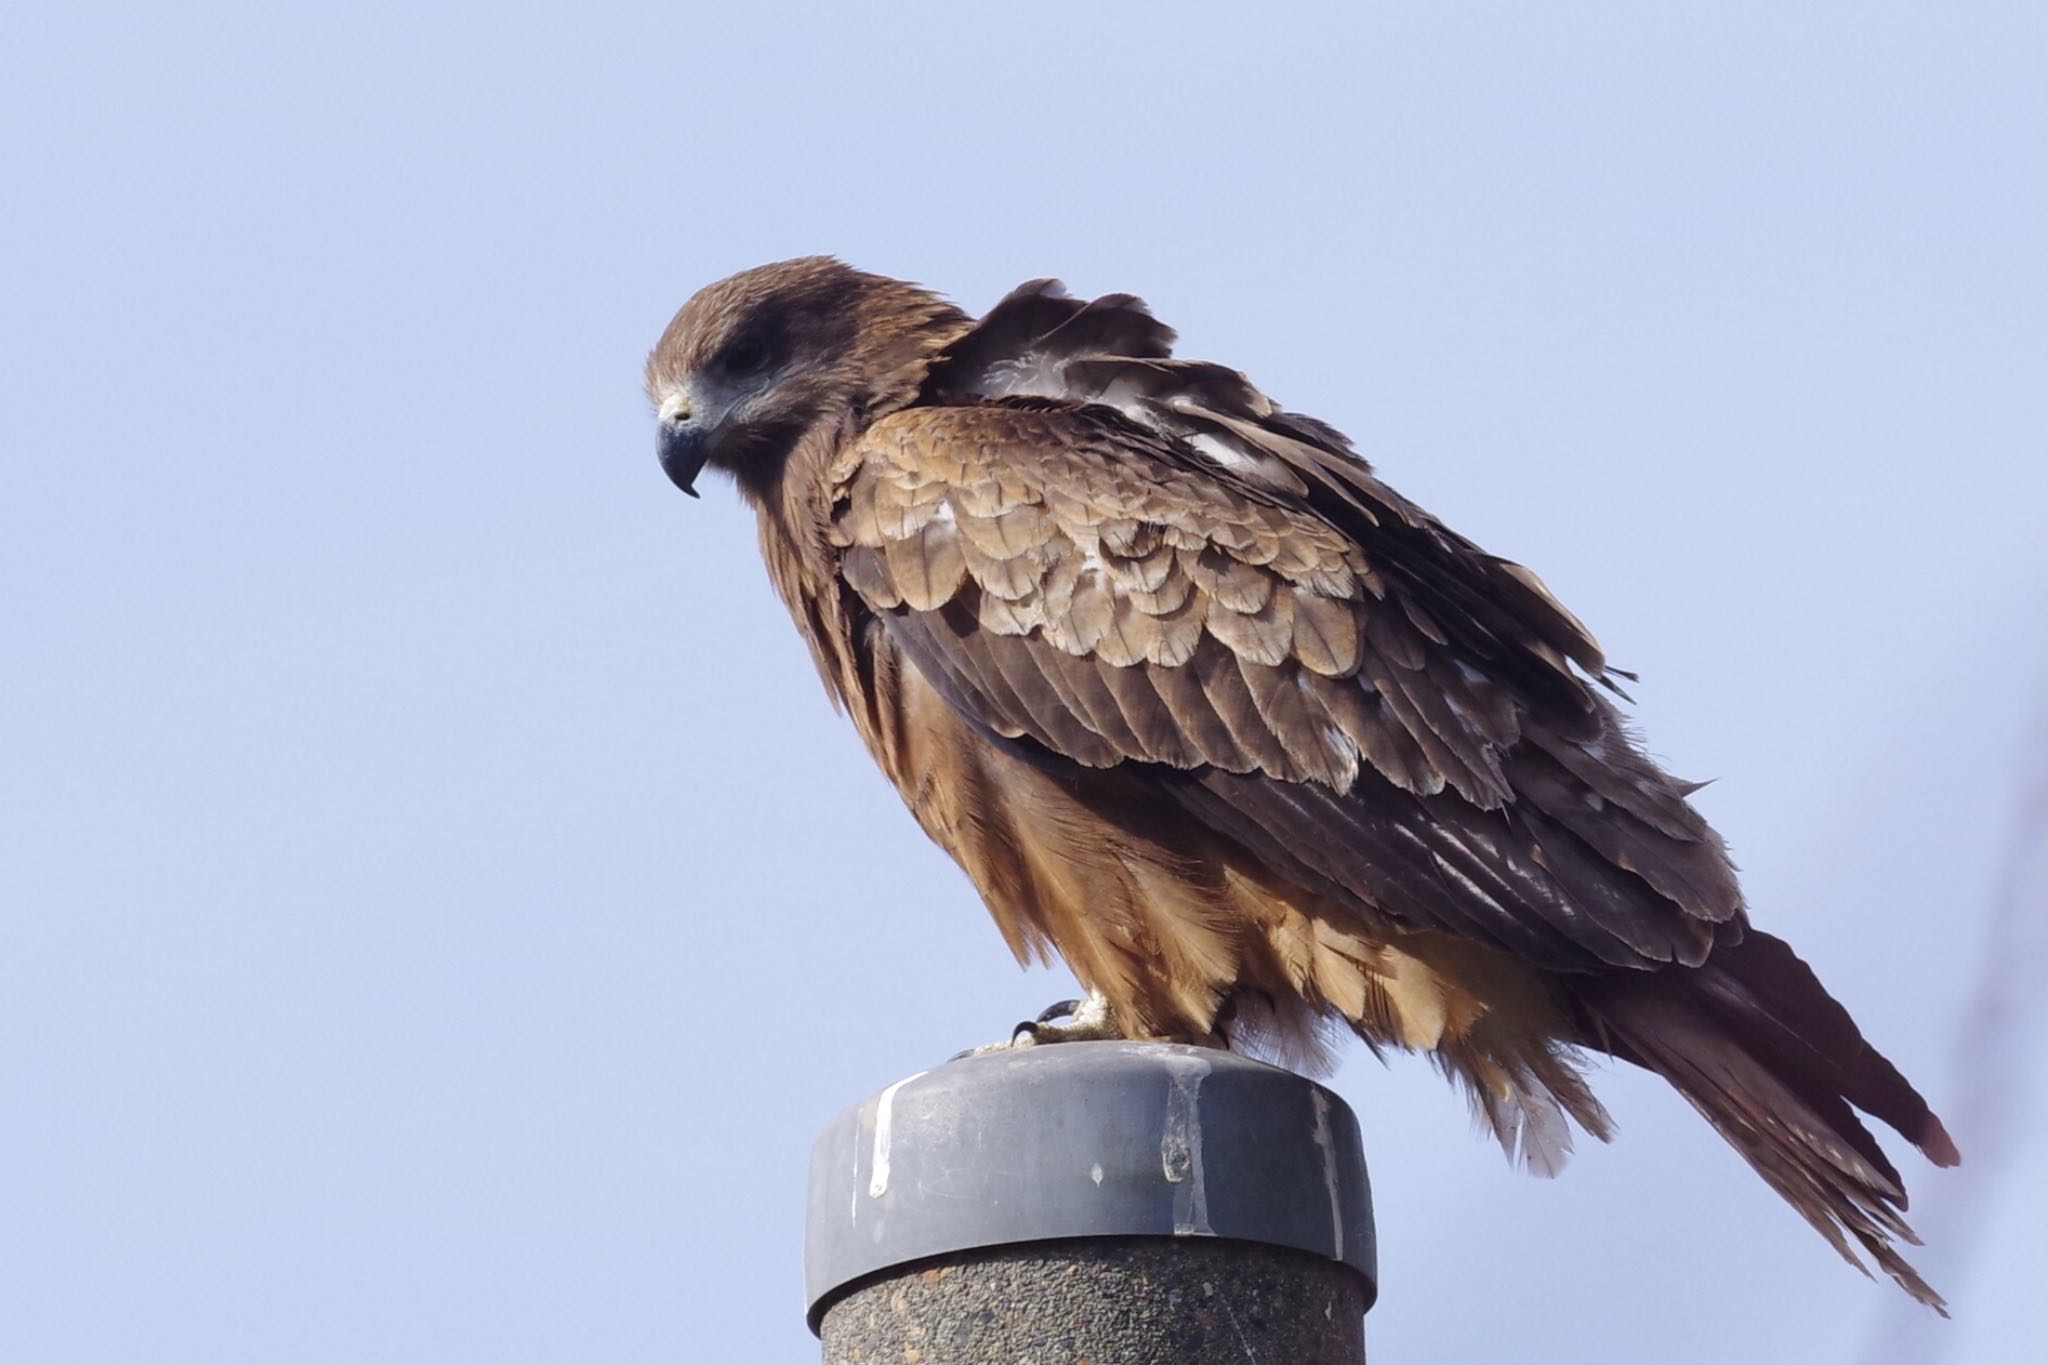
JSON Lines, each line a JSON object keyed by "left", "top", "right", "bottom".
{"left": 803, "top": 1040, "right": 1376, "bottom": 1330}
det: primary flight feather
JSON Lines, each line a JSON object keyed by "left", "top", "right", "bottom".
{"left": 646, "top": 257, "right": 1957, "bottom": 1306}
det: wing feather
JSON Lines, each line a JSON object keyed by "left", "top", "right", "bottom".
{"left": 1139, "top": 654, "right": 1251, "bottom": 769}
{"left": 828, "top": 398, "right": 1743, "bottom": 971}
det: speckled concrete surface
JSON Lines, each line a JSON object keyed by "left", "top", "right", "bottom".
{"left": 819, "top": 1236, "right": 1367, "bottom": 1364}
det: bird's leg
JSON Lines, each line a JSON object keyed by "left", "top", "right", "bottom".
{"left": 956, "top": 990, "right": 1122, "bottom": 1058}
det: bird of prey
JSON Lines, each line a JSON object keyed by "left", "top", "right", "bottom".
{"left": 645, "top": 257, "right": 1957, "bottom": 1306}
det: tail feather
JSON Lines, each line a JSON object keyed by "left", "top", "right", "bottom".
{"left": 1579, "top": 930, "right": 1956, "bottom": 1313}
{"left": 1691, "top": 930, "right": 1959, "bottom": 1169}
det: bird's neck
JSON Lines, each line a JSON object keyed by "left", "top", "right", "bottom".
{"left": 746, "top": 412, "right": 872, "bottom": 716}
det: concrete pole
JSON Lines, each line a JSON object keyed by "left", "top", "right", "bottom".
{"left": 805, "top": 1041, "right": 1377, "bottom": 1363}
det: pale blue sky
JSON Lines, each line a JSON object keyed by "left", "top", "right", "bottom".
{"left": 3, "top": 3, "right": 2042, "bottom": 1361}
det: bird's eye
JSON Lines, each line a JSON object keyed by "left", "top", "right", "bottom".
{"left": 719, "top": 338, "right": 771, "bottom": 377}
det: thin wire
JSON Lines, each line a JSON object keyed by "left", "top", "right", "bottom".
{"left": 1855, "top": 707, "right": 2048, "bottom": 1364}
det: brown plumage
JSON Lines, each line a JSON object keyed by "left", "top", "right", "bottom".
{"left": 645, "top": 257, "right": 1959, "bottom": 1306}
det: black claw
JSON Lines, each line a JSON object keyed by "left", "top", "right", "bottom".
{"left": 950, "top": 1001, "right": 1089, "bottom": 1061}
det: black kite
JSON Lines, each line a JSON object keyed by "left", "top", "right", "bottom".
{"left": 646, "top": 258, "right": 1957, "bottom": 1306}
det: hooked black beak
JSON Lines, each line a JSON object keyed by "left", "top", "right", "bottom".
{"left": 658, "top": 421, "right": 710, "bottom": 498}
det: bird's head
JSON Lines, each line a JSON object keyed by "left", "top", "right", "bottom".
{"left": 644, "top": 257, "right": 970, "bottom": 502}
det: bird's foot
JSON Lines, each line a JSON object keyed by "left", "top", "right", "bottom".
{"left": 1023, "top": 991, "right": 1122, "bottom": 1044}
{"left": 955, "top": 991, "right": 1121, "bottom": 1059}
